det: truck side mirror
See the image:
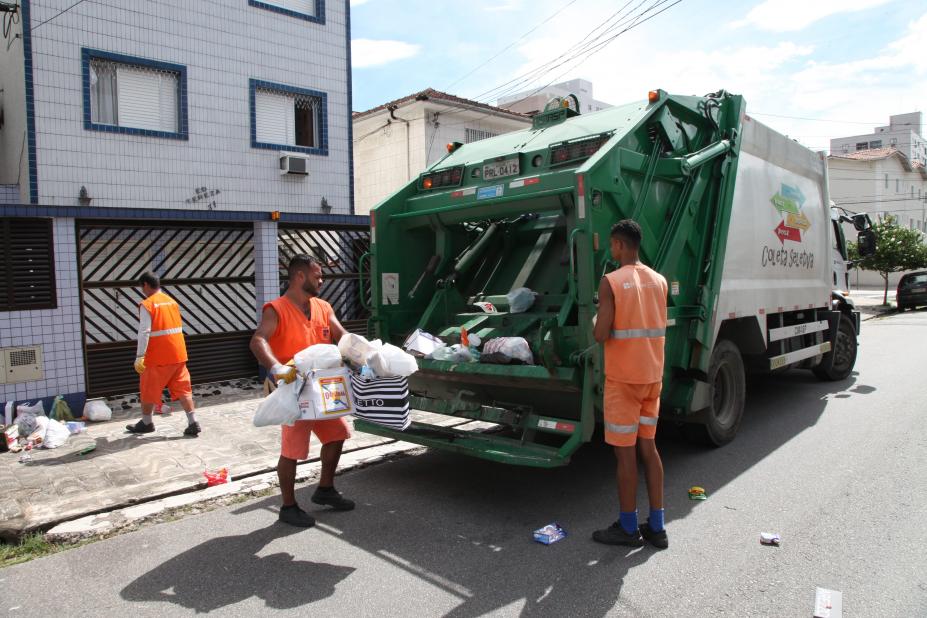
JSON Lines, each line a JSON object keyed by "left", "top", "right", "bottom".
{"left": 852, "top": 213, "right": 871, "bottom": 232}
{"left": 857, "top": 229, "right": 877, "bottom": 257}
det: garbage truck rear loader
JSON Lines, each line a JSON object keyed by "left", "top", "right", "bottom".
{"left": 359, "top": 90, "right": 872, "bottom": 466}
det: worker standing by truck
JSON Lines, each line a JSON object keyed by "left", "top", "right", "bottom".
{"left": 127, "top": 271, "right": 201, "bottom": 437}
{"left": 249, "top": 254, "right": 355, "bottom": 528}
{"left": 592, "top": 220, "right": 669, "bottom": 549}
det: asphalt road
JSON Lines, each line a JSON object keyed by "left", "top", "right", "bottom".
{"left": 3, "top": 309, "right": 926, "bottom": 617}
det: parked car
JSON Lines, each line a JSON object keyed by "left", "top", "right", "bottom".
{"left": 897, "top": 271, "right": 927, "bottom": 311}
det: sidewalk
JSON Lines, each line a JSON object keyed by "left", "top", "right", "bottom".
{"left": 0, "top": 392, "right": 472, "bottom": 540}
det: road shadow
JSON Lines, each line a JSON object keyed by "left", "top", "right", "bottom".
{"left": 120, "top": 523, "right": 354, "bottom": 613}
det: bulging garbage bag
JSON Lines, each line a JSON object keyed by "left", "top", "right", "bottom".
{"left": 253, "top": 376, "right": 303, "bottom": 427}
{"left": 84, "top": 399, "right": 113, "bottom": 422}
{"left": 293, "top": 344, "right": 342, "bottom": 373}
{"left": 338, "top": 333, "right": 382, "bottom": 367}
{"left": 42, "top": 418, "right": 71, "bottom": 449}
{"left": 506, "top": 288, "right": 537, "bottom": 313}
{"left": 367, "top": 343, "right": 419, "bottom": 377}
{"left": 483, "top": 337, "right": 534, "bottom": 364}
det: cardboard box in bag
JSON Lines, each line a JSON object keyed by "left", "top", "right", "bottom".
{"left": 297, "top": 367, "right": 354, "bottom": 421}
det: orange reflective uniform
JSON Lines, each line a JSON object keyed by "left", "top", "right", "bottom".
{"left": 264, "top": 296, "right": 349, "bottom": 459}
{"left": 140, "top": 291, "right": 187, "bottom": 366}
{"left": 603, "top": 264, "right": 668, "bottom": 447}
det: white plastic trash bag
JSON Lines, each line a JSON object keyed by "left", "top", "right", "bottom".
{"left": 253, "top": 376, "right": 303, "bottom": 427}
{"left": 338, "top": 333, "right": 381, "bottom": 366}
{"left": 293, "top": 344, "right": 343, "bottom": 373}
{"left": 507, "top": 287, "right": 537, "bottom": 313}
{"left": 84, "top": 399, "right": 113, "bottom": 422}
{"left": 298, "top": 367, "right": 355, "bottom": 420}
{"left": 483, "top": 337, "right": 534, "bottom": 364}
{"left": 42, "top": 418, "right": 71, "bottom": 449}
{"left": 368, "top": 343, "right": 419, "bottom": 377}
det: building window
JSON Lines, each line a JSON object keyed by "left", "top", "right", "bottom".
{"left": 869, "top": 140, "right": 882, "bottom": 149}
{"left": 890, "top": 137, "right": 897, "bottom": 146}
{"left": 841, "top": 144, "right": 849, "bottom": 153}
{"left": 884, "top": 173, "right": 889, "bottom": 188}
{"left": 250, "top": 79, "right": 328, "bottom": 155}
{"left": 81, "top": 49, "right": 188, "bottom": 139}
{"left": 896, "top": 179, "right": 900, "bottom": 193}
{"left": 856, "top": 142, "right": 868, "bottom": 151}
{"left": 465, "top": 128, "right": 498, "bottom": 143}
{"left": 249, "top": 0, "right": 324, "bottom": 24}
{"left": 0, "top": 218, "right": 56, "bottom": 311}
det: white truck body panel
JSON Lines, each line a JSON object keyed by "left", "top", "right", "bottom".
{"left": 714, "top": 115, "right": 833, "bottom": 344}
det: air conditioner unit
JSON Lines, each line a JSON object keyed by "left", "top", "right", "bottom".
{"left": 280, "top": 153, "right": 310, "bottom": 176}
{"left": 3, "top": 346, "right": 43, "bottom": 383}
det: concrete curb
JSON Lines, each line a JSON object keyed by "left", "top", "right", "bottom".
{"left": 45, "top": 440, "right": 425, "bottom": 543}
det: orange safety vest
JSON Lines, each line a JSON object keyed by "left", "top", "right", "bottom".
{"left": 265, "top": 296, "right": 333, "bottom": 364}
{"left": 604, "top": 264, "right": 668, "bottom": 384}
{"left": 140, "top": 291, "right": 187, "bottom": 365}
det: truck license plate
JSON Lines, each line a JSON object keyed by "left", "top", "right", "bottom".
{"left": 483, "top": 157, "right": 519, "bottom": 181}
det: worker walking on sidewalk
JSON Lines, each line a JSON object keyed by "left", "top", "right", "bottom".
{"left": 127, "top": 271, "right": 201, "bottom": 437}
{"left": 249, "top": 254, "right": 355, "bottom": 528}
{"left": 592, "top": 220, "right": 669, "bottom": 549}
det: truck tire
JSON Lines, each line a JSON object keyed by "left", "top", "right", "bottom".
{"left": 813, "top": 317, "right": 857, "bottom": 381}
{"left": 685, "top": 339, "right": 745, "bottom": 447}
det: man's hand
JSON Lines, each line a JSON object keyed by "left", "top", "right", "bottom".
{"left": 134, "top": 357, "right": 146, "bottom": 375}
{"left": 271, "top": 362, "right": 297, "bottom": 384}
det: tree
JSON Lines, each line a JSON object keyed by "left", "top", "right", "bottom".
{"left": 848, "top": 216, "right": 927, "bottom": 305}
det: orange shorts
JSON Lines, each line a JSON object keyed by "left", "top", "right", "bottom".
{"left": 281, "top": 418, "right": 351, "bottom": 460}
{"left": 140, "top": 362, "right": 192, "bottom": 404}
{"left": 603, "top": 380, "right": 661, "bottom": 447}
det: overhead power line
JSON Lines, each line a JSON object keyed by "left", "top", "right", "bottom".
{"left": 31, "top": 0, "right": 91, "bottom": 31}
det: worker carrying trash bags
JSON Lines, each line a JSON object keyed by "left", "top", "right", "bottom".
{"left": 250, "top": 254, "right": 417, "bottom": 528}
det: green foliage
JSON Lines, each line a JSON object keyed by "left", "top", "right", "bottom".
{"left": 850, "top": 216, "right": 927, "bottom": 304}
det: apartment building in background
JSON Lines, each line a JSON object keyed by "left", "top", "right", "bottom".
{"left": 0, "top": 0, "right": 363, "bottom": 410}
{"left": 829, "top": 112, "right": 927, "bottom": 167}
{"left": 496, "top": 78, "right": 612, "bottom": 116}
{"left": 352, "top": 88, "right": 531, "bottom": 216}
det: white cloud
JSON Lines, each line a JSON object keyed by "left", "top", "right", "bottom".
{"left": 351, "top": 39, "right": 421, "bottom": 68}
{"left": 730, "top": 0, "right": 892, "bottom": 32}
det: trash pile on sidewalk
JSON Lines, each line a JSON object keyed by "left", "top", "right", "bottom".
{"left": 1, "top": 397, "right": 113, "bottom": 462}
{"left": 254, "top": 333, "right": 419, "bottom": 431}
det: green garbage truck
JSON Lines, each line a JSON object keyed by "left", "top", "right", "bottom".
{"left": 358, "top": 89, "right": 875, "bottom": 467}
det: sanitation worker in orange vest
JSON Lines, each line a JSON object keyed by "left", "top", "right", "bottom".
{"left": 127, "top": 271, "right": 201, "bottom": 436}
{"left": 249, "top": 254, "right": 355, "bottom": 528}
{"left": 592, "top": 220, "right": 669, "bottom": 549}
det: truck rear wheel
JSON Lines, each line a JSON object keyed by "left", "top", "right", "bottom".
{"left": 685, "top": 339, "right": 745, "bottom": 447}
{"left": 813, "top": 317, "right": 857, "bottom": 381}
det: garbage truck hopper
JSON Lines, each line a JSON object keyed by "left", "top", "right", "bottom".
{"left": 359, "top": 90, "right": 747, "bottom": 467}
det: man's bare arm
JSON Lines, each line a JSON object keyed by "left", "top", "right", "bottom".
{"left": 594, "top": 278, "right": 614, "bottom": 344}
{"left": 250, "top": 306, "right": 282, "bottom": 370}
{"left": 329, "top": 312, "right": 347, "bottom": 344}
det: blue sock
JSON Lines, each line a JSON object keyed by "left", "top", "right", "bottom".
{"left": 649, "top": 508, "right": 665, "bottom": 532}
{"left": 619, "top": 511, "right": 638, "bottom": 534}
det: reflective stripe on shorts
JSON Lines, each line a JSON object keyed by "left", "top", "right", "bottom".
{"left": 605, "top": 421, "right": 638, "bottom": 434}
{"left": 150, "top": 327, "right": 183, "bottom": 337}
{"left": 639, "top": 416, "right": 659, "bottom": 426}
{"left": 610, "top": 327, "right": 665, "bottom": 340}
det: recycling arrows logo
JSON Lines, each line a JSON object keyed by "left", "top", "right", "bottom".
{"left": 770, "top": 183, "right": 810, "bottom": 244}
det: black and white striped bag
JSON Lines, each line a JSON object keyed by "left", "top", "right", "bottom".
{"left": 350, "top": 375, "right": 411, "bottom": 431}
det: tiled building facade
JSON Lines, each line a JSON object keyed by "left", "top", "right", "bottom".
{"left": 0, "top": 0, "right": 364, "bottom": 411}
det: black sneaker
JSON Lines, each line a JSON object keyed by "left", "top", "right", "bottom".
{"left": 183, "top": 422, "right": 201, "bottom": 437}
{"left": 279, "top": 504, "right": 316, "bottom": 528}
{"left": 592, "top": 521, "right": 644, "bottom": 547}
{"left": 126, "top": 419, "right": 154, "bottom": 434}
{"left": 639, "top": 521, "right": 669, "bottom": 549}
{"left": 311, "top": 487, "right": 355, "bottom": 511}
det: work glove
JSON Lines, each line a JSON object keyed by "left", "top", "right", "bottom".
{"left": 271, "top": 362, "right": 297, "bottom": 384}
{"left": 134, "top": 357, "right": 146, "bottom": 375}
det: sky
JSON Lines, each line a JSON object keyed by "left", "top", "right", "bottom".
{"left": 349, "top": 0, "right": 927, "bottom": 153}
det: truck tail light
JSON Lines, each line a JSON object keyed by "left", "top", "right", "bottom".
{"left": 549, "top": 133, "right": 613, "bottom": 167}
{"left": 419, "top": 166, "right": 464, "bottom": 191}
